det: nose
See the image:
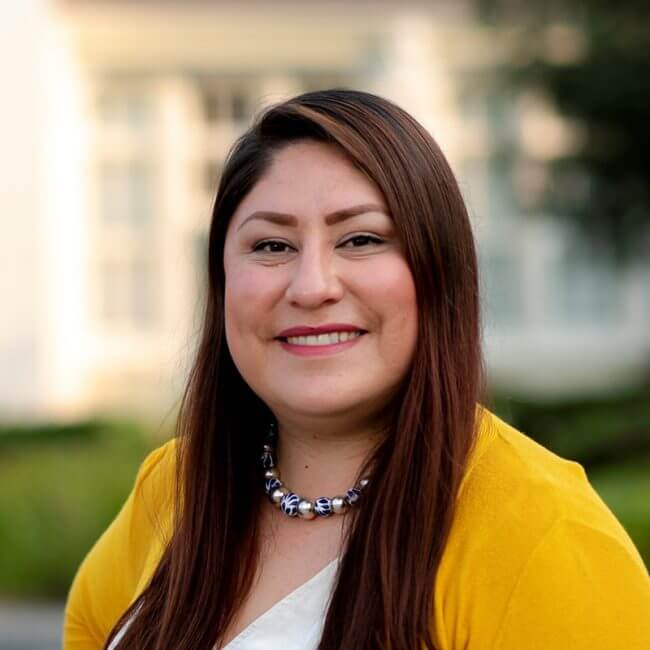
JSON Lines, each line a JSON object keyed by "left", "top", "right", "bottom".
{"left": 285, "top": 245, "right": 344, "bottom": 308}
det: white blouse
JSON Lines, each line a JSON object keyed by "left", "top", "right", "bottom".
{"left": 223, "top": 557, "right": 340, "bottom": 649}
{"left": 108, "top": 558, "right": 340, "bottom": 650}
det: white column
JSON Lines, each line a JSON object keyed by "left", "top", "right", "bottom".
{"left": 155, "top": 76, "right": 203, "bottom": 409}
{"left": 372, "top": 13, "right": 461, "bottom": 164}
{"left": 0, "top": 0, "right": 88, "bottom": 420}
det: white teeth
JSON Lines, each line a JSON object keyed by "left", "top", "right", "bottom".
{"left": 285, "top": 331, "right": 363, "bottom": 346}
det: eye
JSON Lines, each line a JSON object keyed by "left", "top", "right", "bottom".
{"left": 252, "top": 240, "right": 294, "bottom": 254}
{"left": 339, "top": 234, "right": 385, "bottom": 248}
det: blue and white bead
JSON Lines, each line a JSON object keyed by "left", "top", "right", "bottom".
{"left": 314, "top": 496, "right": 333, "bottom": 517}
{"left": 280, "top": 492, "right": 300, "bottom": 517}
{"left": 345, "top": 487, "right": 361, "bottom": 505}
{"left": 265, "top": 477, "right": 282, "bottom": 495}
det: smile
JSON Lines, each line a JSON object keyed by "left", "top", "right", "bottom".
{"left": 283, "top": 331, "right": 363, "bottom": 346}
{"left": 276, "top": 331, "right": 366, "bottom": 357}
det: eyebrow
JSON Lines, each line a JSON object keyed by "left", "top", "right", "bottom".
{"left": 236, "top": 203, "right": 388, "bottom": 232}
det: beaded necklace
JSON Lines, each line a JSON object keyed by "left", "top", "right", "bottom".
{"left": 261, "top": 423, "right": 369, "bottom": 519}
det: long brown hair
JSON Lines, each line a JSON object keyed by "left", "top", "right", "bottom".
{"left": 105, "top": 89, "right": 485, "bottom": 649}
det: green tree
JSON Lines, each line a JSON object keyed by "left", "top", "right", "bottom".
{"left": 477, "top": 0, "right": 650, "bottom": 263}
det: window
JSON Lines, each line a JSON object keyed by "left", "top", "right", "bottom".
{"left": 99, "top": 160, "right": 153, "bottom": 225}
{"left": 231, "top": 89, "right": 249, "bottom": 122}
{"left": 547, "top": 248, "right": 623, "bottom": 326}
{"left": 98, "top": 253, "right": 158, "bottom": 328}
{"left": 130, "top": 257, "right": 156, "bottom": 326}
{"left": 97, "top": 87, "right": 153, "bottom": 130}
{"left": 201, "top": 82, "right": 256, "bottom": 124}
{"left": 94, "top": 83, "right": 159, "bottom": 331}
{"left": 480, "top": 250, "right": 523, "bottom": 328}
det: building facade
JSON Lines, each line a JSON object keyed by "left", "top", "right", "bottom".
{"left": 1, "top": 0, "right": 648, "bottom": 421}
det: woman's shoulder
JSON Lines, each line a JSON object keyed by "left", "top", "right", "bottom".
{"left": 462, "top": 407, "right": 637, "bottom": 542}
{"left": 454, "top": 407, "right": 646, "bottom": 569}
{"left": 132, "top": 437, "right": 178, "bottom": 509}
{"left": 431, "top": 407, "right": 650, "bottom": 650}
{"left": 115, "top": 437, "right": 178, "bottom": 540}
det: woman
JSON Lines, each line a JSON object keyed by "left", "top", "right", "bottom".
{"left": 64, "top": 89, "right": 650, "bottom": 649}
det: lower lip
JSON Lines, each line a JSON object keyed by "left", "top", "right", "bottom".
{"left": 277, "top": 334, "right": 365, "bottom": 357}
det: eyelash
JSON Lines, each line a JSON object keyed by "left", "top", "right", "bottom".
{"left": 252, "top": 234, "right": 385, "bottom": 254}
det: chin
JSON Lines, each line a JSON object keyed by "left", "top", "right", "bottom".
{"left": 274, "top": 389, "right": 365, "bottom": 419}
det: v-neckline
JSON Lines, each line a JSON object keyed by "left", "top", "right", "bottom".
{"left": 221, "top": 557, "right": 340, "bottom": 649}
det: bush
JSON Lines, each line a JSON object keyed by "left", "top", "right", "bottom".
{"left": 0, "top": 420, "right": 160, "bottom": 599}
{"left": 588, "top": 454, "right": 650, "bottom": 567}
{"left": 488, "top": 383, "right": 650, "bottom": 468}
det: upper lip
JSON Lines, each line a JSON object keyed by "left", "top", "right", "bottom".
{"left": 276, "top": 323, "right": 366, "bottom": 338}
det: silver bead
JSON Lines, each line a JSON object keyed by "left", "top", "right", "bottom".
{"left": 331, "top": 496, "right": 348, "bottom": 514}
{"left": 270, "top": 486, "right": 289, "bottom": 506}
{"left": 263, "top": 443, "right": 273, "bottom": 452}
{"left": 264, "top": 467, "right": 280, "bottom": 480}
{"left": 297, "top": 499, "right": 316, "bottom": 520}
{"left": 358, "top": 478, "right": 369, "bottom": 489}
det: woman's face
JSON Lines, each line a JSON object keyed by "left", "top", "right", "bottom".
{"left": 223, "top": 140, "right": 418, "bottom": 423}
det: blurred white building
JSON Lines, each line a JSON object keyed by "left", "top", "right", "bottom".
{"left": 1, "top": 0, "right": 649, "bottom": 422}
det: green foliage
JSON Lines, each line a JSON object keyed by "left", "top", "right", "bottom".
{"left": 476, "top": 0, "right": 650, "bottom": 263}
{"left": 488, "top": 382, "right": 650, "bottom": 467}
{"left": 588, "top": 453, "right": 650, "bottom": 567}
{"left": 0, "top": 420, "right": 158, "bottom": 599}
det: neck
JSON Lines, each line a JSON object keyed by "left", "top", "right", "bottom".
{"left": 272, "top": 410, "right": 387, "bottom": 501}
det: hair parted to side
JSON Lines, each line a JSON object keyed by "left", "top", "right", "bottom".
{"left": 105, "top": 89, "right": 485, "bottom": 650}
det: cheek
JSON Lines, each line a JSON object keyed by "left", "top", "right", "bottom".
{"left": 364, "top": 257, "right": 418, "bottom": 360}
{"left": 223, "top": 262, "right": 273, "bottom": 348}
{"left": 224, "top": 271, "right": 272, "bottom": 388}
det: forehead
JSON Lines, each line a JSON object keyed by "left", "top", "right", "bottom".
{"left": 231, "top": 140, "right": 385, "bottom": 225}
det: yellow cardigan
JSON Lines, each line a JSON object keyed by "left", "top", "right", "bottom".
{"left": 64, "top": 408, "right": 650, "bottom": 649}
